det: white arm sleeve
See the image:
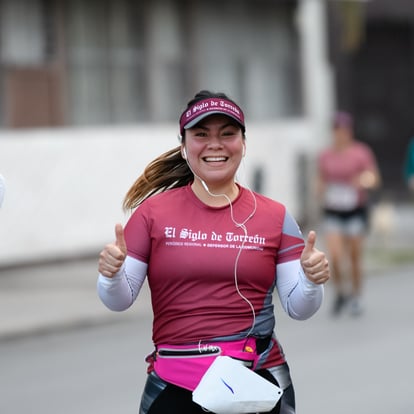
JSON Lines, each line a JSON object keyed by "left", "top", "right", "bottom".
{"left": 276, "top": 259, "right": 323, "bottom": 320}
{"left": 97, "top": 255, "right": 148, "bottom": 311}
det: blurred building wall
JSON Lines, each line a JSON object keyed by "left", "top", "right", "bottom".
{"left": 0, "top": 120, "right": 314, "bottom": 266}
{"left": 0, "top": 0, "right": 304, "bottom": 127}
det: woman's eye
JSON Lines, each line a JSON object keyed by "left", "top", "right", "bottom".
{"left": 221, "top": 129, "right": 237, "bottom": 137}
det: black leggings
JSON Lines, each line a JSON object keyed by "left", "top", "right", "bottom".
{"left": 139, "top": 368, "right": 295, "bottom": 414}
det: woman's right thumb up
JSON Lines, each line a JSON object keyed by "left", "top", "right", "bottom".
{"left": 115, "top": 223, "right": 127, "bottom": 255}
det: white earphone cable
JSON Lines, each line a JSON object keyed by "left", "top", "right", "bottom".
{"left": 183, "top": 150, "right": 258, "bottom": 337}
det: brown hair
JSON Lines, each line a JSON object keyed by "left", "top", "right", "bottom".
{"left": 123, "top": 146, "right": 192, "bottom": 210}
{"left": 123, "top": 90, "right": 242, "bottom": 210}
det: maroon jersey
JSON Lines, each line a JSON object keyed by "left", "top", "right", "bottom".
{"left": 125, "top": 183, "right": 304, "bottom": 354}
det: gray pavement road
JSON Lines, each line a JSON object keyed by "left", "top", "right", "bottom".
{"left": 0, "top": 317, "right": 153, "bottom": 414}
{"left": 0, "top": 256, "right": 413, "bottom": 413}
{"left": 277, "top": 264, "right": 414, "bottom": 414}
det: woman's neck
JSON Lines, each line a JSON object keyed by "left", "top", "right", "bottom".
{"left": 191, "top": 180, "right": 240, "bottom": 207}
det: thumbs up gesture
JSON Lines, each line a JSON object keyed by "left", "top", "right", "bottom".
{"left": 98, "top": 223, "right": 127, "bottom": 278}
{"left": 300, "top": 231, "right": 330, "bottom": 285}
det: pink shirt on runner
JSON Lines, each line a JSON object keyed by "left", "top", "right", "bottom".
{"left": 318, "top": 141, "right": 377, "bottom": 210}
{"left": 124, "top": 183, "right": 305, "bottom": 367}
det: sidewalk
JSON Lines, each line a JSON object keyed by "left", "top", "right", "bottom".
{"left": 0, "top": 258, "right": 152, "bottom": 341}
{"left": 0, "top": 203, "right": 413, "bottom": 341}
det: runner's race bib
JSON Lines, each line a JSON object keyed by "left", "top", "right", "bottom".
{"left": 324, "top": 183, "right": 358, "bottom": 211}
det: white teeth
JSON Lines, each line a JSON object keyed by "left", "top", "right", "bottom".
{"left": 205, "top": 157, "right": 226, "bottom": 162}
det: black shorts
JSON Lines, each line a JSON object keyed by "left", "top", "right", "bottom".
{"left": 322, "top": 206, "right": 369, "bottom": 235}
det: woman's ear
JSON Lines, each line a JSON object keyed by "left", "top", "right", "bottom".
{"left": 182, "top": 147, "right": 187, "bottom": 160}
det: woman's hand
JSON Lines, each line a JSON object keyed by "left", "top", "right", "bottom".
{"left": 98, "top": 223, "right": 127, "bottom": 278}
{"left": 300, "top": 231, "right": 330, "bottom": 285}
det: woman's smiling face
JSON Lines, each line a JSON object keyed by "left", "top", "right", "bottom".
{"left": 183, "top": 114, "right": 245, "bottom": 190}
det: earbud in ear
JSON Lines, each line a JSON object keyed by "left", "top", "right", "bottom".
{"left": 182, "top": 148, "right": 187, "bottom": 160}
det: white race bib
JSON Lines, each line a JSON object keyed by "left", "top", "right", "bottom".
{"left": 324, "top": 183, "right": 358, "bottom": 211}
